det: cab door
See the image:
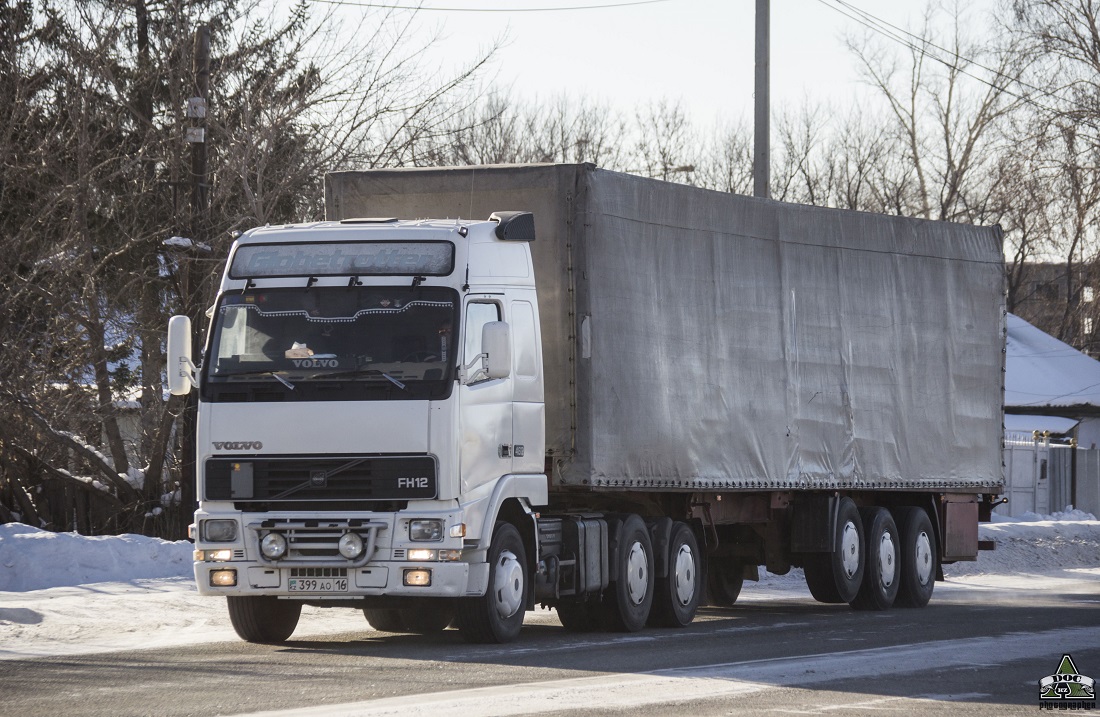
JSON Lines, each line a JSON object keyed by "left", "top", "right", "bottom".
{"left": 458, "top": 296, "right": 513, "bottom": 495}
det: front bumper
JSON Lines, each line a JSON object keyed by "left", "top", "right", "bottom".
{"left": 195, "top": 559, "right": 481, "bottom": 598}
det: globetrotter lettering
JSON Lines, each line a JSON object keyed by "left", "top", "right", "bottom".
{"left": 212, "top": 441, "right": 263, "bottom": 451}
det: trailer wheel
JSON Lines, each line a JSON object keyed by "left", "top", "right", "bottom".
{"left": 851, "top": 508, "right": 899, "bottom": 611}
{"left": 601, "top": 514, "right": 655, "bottom": 632}
{"left": 455, "top": 522, "right": 527, "bottom": 643}
{"left": 649, "top": 521, "right": 703, "bottom": 626}
{"left": 363, "top": 608, "right": 406, "bottom": 633}
{"left": 706, "top": 558, "right": 744, "bottom": 608}
{"left": 226, "top": 596, "right": 302, "bottom": 644}
{"left": 892, "top": 507, "right": 937, "bottom": 608}
{"left": 802, "top": 497, "right": 864, "bottom": 604}
{"left": 555, "top": 601, "right": 602, "bottom": 632}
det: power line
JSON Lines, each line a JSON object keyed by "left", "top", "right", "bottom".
{"left": 307, "top": 0, "right": 671, "bottom": 12}
{"left": 812, "top": 0, "right": 1066, "bottom": 120}
{"left": 830, "top": 0, "right": 1070, "bottom": 111}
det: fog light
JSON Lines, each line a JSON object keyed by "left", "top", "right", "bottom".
{"left": 260, "top": 532, "right": 288, "bottom": 559}
{"left": 409, "top": 519, "right": 443, "bottom": 542}
{"left": 407, "top": 548, "right": 436, "bottom": 561}
{"left": 403, "top": 569, "right": 432, "bottom": 587}
{"left": 210, "top": 569, "right": 237, "bottom": 587}
{"left": 338, "top": 532, "right": 365, "bottom": 559}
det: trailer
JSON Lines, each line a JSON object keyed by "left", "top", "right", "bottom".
{"left": 170, "top": 163, "right": 1005, "bottom": 644}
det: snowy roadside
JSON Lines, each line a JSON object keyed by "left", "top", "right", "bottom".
{"left": 2, "top": 511, "right": 1098, "bottom": 661}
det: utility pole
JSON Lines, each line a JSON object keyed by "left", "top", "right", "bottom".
{"left": 179, "top": 24, "right": 210, "bottom": 532}
{"left": 189, "top": 24, "right": 210, "bottom": 251}
{"left": 753, "top": 0, "right": 770, "bottom": 199}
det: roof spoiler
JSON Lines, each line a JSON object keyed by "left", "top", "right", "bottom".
{"left": 489, "top": 211, "right": 535, "bottom": 242}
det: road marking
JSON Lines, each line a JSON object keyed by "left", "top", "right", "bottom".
{"left": 454, "top": 621, "right": 812, "bottom": 659}
{"left": 765, "top": 693, "right": 990, "bottom": 714}
{"left": 234, "top": 626, "right": 1100, "bottom": 717}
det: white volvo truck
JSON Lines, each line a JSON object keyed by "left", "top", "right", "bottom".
{"left": 169, "top": 164, "right": 1005, "bottom": 644}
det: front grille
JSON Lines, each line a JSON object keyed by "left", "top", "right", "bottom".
{"left": 205, "top": 455, "right": 436, "bottom": 502}
{"left": 248, "top": 518, "right": 387, "bottom": 566}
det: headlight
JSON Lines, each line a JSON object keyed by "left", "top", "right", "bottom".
{"left": 260, "top": 532, "right": 288, "bottom": 559}
{"left": 338, "top": 532, "right": 365, "bottom": 559}
{"left": 409, "top": 519, "right": 443, "bottom": 542}
{"left": 201, "top": 519, "right": 238, "bottom": 542}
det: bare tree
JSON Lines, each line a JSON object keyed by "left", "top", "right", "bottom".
{"left": 0, "top": 0, "right": 495, "bottom": 535}
{"left": 846, "top": 2, "right": 1025, "bottom": 222}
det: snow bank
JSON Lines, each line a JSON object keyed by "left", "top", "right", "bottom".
{"left": 946, "top": 517, "right": 1100, "bottom": 577}
{"left": 0, "top": 516, "right": 1098, "bottom": 661}
{"left": 0, "top": 523, "right": 193, "bottom": 592}
{"left": 992, "top": 506, "right": 1097, "bottom": 522}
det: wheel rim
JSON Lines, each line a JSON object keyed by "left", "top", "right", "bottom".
{"left": 494, "top": 549, "right": 524, "bottom": 619}
{"left": 914, "top": 530, "right": 933, "bottom": 586}
{"left": 878, "top": 530, "right": 896, "bottom": 588}
{"left": 625, "top": 541, "right": 649, "bottom": 605}
{"left": 673, "top": 544, "right": 696, "bottom": 606}
{"left": 840, "top": 520, "right": 861, "bottom": 579}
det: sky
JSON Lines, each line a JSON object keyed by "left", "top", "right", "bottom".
{"left": 326, "top": 0, "right": 1000, "bottom": 125}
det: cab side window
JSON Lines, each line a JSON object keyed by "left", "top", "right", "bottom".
{"left": 464, "top": 302, "right": 501, "bottom": 362}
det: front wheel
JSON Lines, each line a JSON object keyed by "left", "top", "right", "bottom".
{"left": 227, "top": 596, "right": 302, "bottom": 644}
{"left": 455, "top": 522, "right": 528, "bottom": 643}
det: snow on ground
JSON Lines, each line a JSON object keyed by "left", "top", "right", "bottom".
{"left": 1, "top": 509, "right": 1098, "bottom": 662}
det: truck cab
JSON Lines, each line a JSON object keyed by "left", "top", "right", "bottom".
{"left": 170, "top": 212, "right": 547, "bottom": 643}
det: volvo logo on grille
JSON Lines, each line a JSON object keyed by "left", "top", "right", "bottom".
{"left": 212, "top": 441, "right": 263, "bottom": 451}
{"left": 310, "top": 470, "right": 328, "bottom": 487}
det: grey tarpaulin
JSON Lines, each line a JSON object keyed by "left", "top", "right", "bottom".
{"left": 326, "top": 164, "right": 1005, "bottom": 493}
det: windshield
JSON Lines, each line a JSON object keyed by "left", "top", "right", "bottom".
{"left": 203, "top": 286, "right": 458, "bottom": 402}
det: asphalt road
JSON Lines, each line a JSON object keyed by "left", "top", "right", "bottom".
{"left": 4, "top": 577, "right": 1098, "bottom": 717}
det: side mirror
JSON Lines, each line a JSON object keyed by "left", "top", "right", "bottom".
{"left": 167, "top": 315, "right": 197, "bottom": 395}
{"left": 482, "top": 321, "right": 511, "bottom": 379}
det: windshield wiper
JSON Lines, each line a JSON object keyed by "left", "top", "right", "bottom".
{"left": 216, "top": 369, "right": 295, "bottom": 390}
{"left": 312, "top": 368, "right": 407, "bottom": 391}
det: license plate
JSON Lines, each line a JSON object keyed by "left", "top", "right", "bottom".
{"left": 288, "top": 577, "right": 348, "bottom": 592}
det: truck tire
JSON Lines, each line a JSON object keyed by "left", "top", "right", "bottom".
{"left": 706, "top": 558, "right": 744, "bottom": 607}
{"left": 363, "top": 608, "right": 406, "bottom": 633}
{"left": 802, "top": 497, "right": 864, "bottom": 605}
{"left": 402, "top": 604, "right": 456, "bottom": 634}
{"left": 892, "top": 507, "right": 937, "bottom": 608}
{"left": 455, "top": 522, "right": 527, "bottom": 643}
{"left": 851, "top": 508, "right": 899, "bottom": 611}
{"left": 601, "top": 514, "right": 655, "bottom": 632}
{"left": 226, "top": 595, "right": 302, "bottom": 644}
{"left": 556, "top": 601, "right": 602, "bottom": 632}
{"left": 650, "top": 521, "right": 703, "bottom": 626}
